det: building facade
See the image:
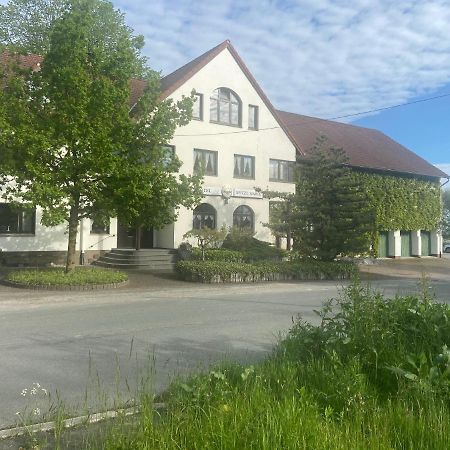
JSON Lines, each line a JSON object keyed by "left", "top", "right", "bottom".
{"left": 0, "top": 41, "right": 447, "bottom": 265}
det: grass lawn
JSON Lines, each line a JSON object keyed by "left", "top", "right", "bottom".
{"left": 74, "top": 280, "right": 450, "bottom": 449}
{"left": 5, "top": 267, "right": 128, "bottom": 286}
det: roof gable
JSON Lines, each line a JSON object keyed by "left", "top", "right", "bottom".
{"left": 277, "top": 110, "right": 448, "bottom": 179}
{"left": 159, "top": 40, "right": 297, "bottom": 148}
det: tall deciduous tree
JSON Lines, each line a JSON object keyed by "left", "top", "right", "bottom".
{"left": 292, "top": 137, "right": 374, "bottom": 261}
{"left": 0, "top": 0, "right": 147, "bottom": 75}
{"left": 0, "top": 0, "right": 202, "bottom": 272}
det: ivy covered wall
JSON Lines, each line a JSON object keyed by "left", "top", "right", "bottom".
{"left": 351, "top": 171, "right": 442, "bottom": 232}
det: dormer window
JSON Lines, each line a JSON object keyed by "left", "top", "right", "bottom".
{"left": 210, "top": 88, "right": 241, "bottom": 126}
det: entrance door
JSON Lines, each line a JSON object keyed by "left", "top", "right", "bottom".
{"left": 400, "top": 231, "right": 412, "bottom": 257}
{"left": 421, "top": 231, "right": 431, "bottom": 256}
{"left": 117, "top": 223, "right": 153, "bottom": 249}
{"left": 378, "top": 231, "right": 389, "bottom": 258}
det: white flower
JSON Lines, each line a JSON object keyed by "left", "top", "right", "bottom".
{"left": 15, "top": 412, "right": 21, "bottom": 416}
{"left": 30, "top": 388, "right": 37, "bottom": 395}
{"left": 20, "top": 389, "right": 27, "bottom": 397}
{"left": 32, "top": 408, "right": 40, "bottom": 416}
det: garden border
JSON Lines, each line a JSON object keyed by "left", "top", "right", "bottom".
{"left": 0, "top": 278, "right": 129, "bottom": 291}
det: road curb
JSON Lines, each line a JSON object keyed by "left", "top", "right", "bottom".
{"left": 0, "top": 402, "right": 165, "bottom": 440}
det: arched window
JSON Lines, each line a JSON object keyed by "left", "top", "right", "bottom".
{"left": 193, "top": 203, "right": 216, "bottom": 230}
{"left": 210, "top": 88, "right": 241, "bottom": 126}
{"left": 233, "top": 205, "right": 254, "bottom": 231}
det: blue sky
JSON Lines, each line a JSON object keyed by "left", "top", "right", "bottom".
{"left": 2, "top": 0, "right": 449, "bottom": 173}
{"left": 109, "top": 0, "right": 450, "bottom": 173}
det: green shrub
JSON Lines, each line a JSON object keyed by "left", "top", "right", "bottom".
{"left": 221, "top": 229, "right": 283, "bottom": 261}
{"left": 191, "top": 248, "right": 245, "bottom": 263}
{"left": 176, "top": 260, "right": 357, "bottom": 283}
{"left": 5, "top": 267, "right": 128, "bottom": 286}
{"left": 279, "top": 281, "right": 450, "bottom": 394}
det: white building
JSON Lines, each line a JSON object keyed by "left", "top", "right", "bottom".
{"left": 0, "top": 41, "right": 447, "bottom": 265}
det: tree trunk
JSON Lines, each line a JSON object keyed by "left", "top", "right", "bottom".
{"left": 65, "top": 198, "right": 80, "bottom": 274}
{"left": 287, "top": 229, "right": 292, "bottom": 251}
{"left": 135, "top": 226, "right": 141, "bottom": 250}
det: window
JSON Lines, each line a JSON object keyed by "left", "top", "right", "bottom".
{"left": 162, "top": 144, "right": 175, "bottom": 167}
{"left": 91, "top": 218, "right": 110, "bottom": 234}
{"left": 0, "top": 203, "right": 35, "bottom": 234}
{"left": 234, "top": 154, "right": 255, "bottom": 179}
{"left": 269, "top": 159, "right": 295, "bottom": 182}
{"left": 192, "top": 93, "right": 203, "bottom": 120}
{"left": 248, "top": 105, "right": 258, "bottom": 130}
{"left": 194, "top": 149, "right": 218, "bottom": 176}
{"left": 233, "top": 205, "right": 254, "bottom": 231}
{"left": 193, "top": 203, "right": 216, "bottom": 230}
{"left": 210, "top": 88, "right": 241, "bottom": 126}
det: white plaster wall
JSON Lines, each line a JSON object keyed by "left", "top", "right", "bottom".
{"left": 162, "top": 48, "right": 296, "bottom": 248}
{"left": 0, "top": 205, "right": 117, "bottom": 252}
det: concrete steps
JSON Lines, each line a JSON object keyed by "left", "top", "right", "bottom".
{"left": 93, "top": 248, "right": 178, "bottom": 271}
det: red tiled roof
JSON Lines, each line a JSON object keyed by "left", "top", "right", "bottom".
{"left": 2, "top": 48, "right": 447, "bottom": 179}
{"left": 277, "top": 110, "right": 448, "bottom": 179}
{"left": 158, "top": 40, "right": 298, "bottom": 147}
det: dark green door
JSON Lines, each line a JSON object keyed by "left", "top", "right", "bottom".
{"left": 400, "top": 231, "right": 412, "bottom": 257}
{"left": 421, "top": 231, "right": 431, "bottom": 256}
{"left": 378, "top": 231, "right": 389, "bottom": 258}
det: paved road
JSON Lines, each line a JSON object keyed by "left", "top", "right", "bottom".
{"left": 0, "top": 269, "right": 449, "bottom": 429}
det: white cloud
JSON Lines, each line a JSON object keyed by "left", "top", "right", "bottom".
{"left": 2, "top": 0, "right": 449, "bottom": 121}
{"left": 436, "top": 164, "right": 450, "bottom": 188}
{"left": 111, "top": 0, "right": 450, "bottom": 121}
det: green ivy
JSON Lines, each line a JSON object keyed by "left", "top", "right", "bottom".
{"left": 351, "top": 171, "right": 441, "bottom": 231}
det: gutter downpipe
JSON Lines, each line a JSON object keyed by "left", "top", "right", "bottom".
{"left": 79, "top": 219, "right": 85, "bottom": 265}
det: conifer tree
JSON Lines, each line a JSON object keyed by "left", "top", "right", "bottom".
{"left": 292, "top": 137, "right": 374, "bottom": 260}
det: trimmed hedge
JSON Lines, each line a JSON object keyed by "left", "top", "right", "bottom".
{"left": 5, "top": 267, "right": 128, "bottom": 287}
{"left": 176, "top": 260, "right": 357, "bottom": 283}
{"left": 190, "top": 248, "right": 286, "bottom": 263}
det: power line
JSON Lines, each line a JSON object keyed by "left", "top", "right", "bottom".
{"left": 329, "top": 92, "right": 450, "bottom": 120}
{"left": 173, "top": 91, "right": 450, "bottom": 137}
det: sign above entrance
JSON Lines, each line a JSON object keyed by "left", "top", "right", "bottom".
{"left": 202, "top": 186, "right": 263, "bottom": 199}
{"left": 232, "top": 188, "right": 263, "bottom": 199}
{"left": 202, "top": 186, "right": 222, "bottom": 196}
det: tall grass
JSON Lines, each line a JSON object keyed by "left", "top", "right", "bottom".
{"left": 63, "top": 281, "right": 450, "bottom": 448}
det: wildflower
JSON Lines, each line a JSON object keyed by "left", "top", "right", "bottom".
{"left": 32, "top": 408, "right": 41, "bottom": 416}
{"left": 15, "top": 412, "right": 21, "bottom": 416}
{"left": 219, "top": 404, "right": 231, "bottom": 413}
{"left": 20, "top": 389, "right": 27, "bottom": 397}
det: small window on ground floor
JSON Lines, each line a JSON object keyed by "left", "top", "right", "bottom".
{"left": 91, "top": 218, "right": 111, "bottom": 234}
{"left": 193, "top": 203, "right": 216, "bottom": 229}
{"left": 0, "top": 203, "right": 35, "bottom": 234}
{"left": 233, "top": 205, "right": 254, "bottom": 231}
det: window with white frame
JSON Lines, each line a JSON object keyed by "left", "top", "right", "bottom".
{"left": 193, "top": 203, "right": 216, "bottom": 229}
{"left": 210, "top": 88, "right": 241, "bottom": 126}
{"left": 91, "top": 218, "right": 110, "bottom": 234}
{"left": 234, "top": 154, "right": 255, "bottom": 179}
{"left": 233, "top": 205, "right": 254, "bottom": 231}
{"left": 248, "top": 105, "right": 258, "bottom": 130}
{"left": 161, "top": 144, "right": 175, "bottom": 167}
{"left": 269, "top": 159, "right": 295, "bottom": 182}
{"left": 192, "top": 93, "right": 203, "bottom": 120}
{"left": 194, "top": 148, "right": 218, "bottom": 176}
{"left": 0, "top": 204, "right": 35, "bottom": 234}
